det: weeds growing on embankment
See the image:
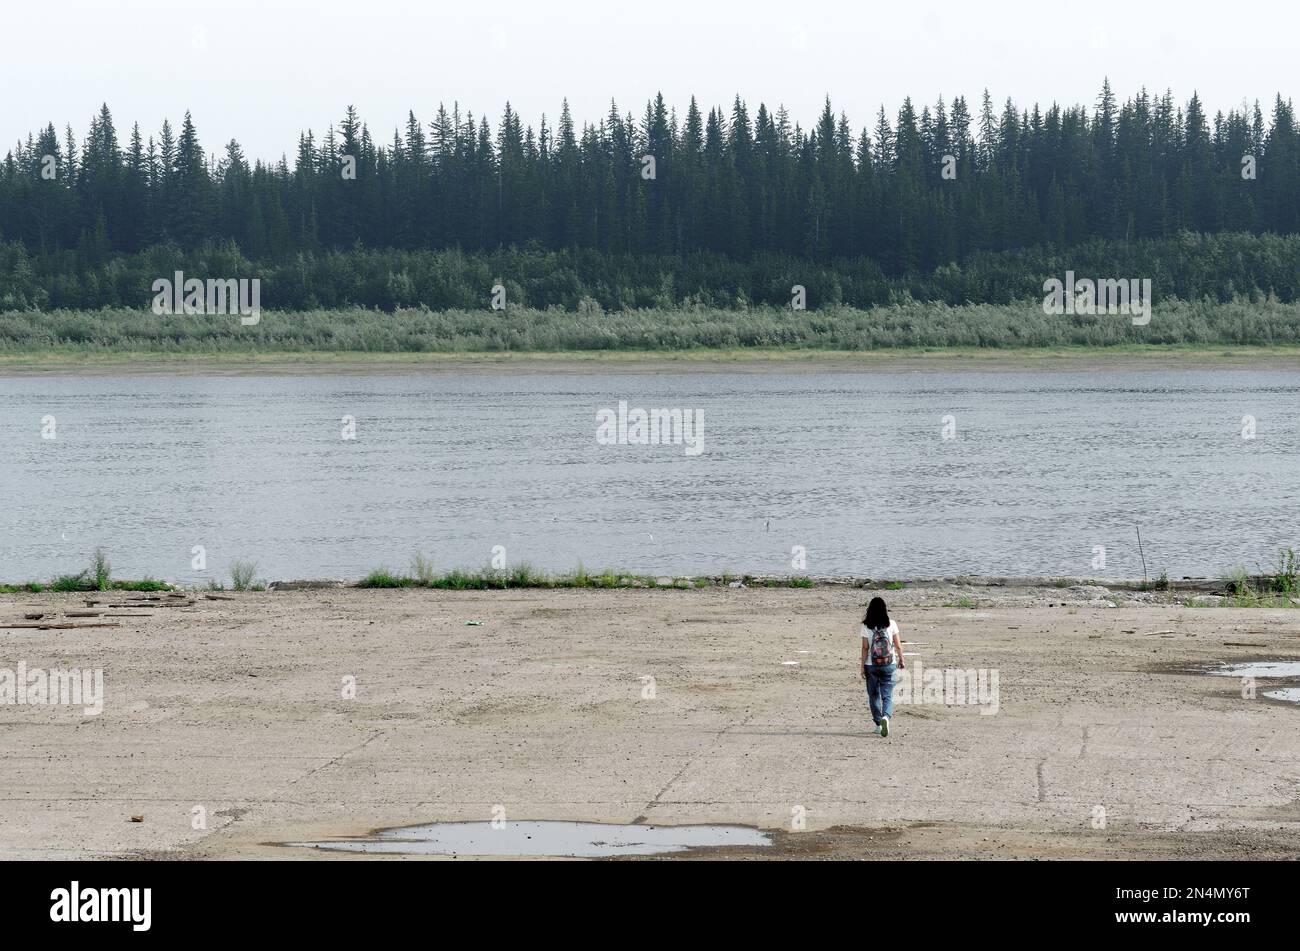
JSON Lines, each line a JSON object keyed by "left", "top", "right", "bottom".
{"left": 0, "top": 548, "right": 173, "bottom": 593}
{"left": 3, "top": 549, "right": 1299, "bottom": 602}
{"left": 356, "top": 557, "right": 813, "bottom": 590}
{"left": 1197, "top": 550, "right": 1300, "bottom": 608}
{"left": 8, "top": 297, "right": 1300, "bottom": 356}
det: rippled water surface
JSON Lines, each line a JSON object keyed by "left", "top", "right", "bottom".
{"left": 2, "top": 367, "right": 1297, "bottom": 583}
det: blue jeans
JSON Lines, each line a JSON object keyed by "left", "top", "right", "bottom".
{"left": 865, "top": 663, "right": 896, "bottom": 725}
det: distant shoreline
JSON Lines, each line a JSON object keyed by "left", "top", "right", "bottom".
{"left": 0, "top": 574, "right": 1252, "bottom": 596}
{"left": 5, "top": 344, "right": 1300, "bottom": 376}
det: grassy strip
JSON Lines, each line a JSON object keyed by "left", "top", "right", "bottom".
{"left": 0, "top": 549, "right": 262, "bottom": 594}
{"left": 0, "top": 578, "right": 172, "bottom": 594}
{"left": 358, "top": 561, "right": 815, "bottom": 590}
{"left": 3, "top": 550, "right": 1295, "bottom": 603}
{"left": 16, "top": 548, "right": 175, "bottom": 593}
{"left": 6, "top": 298, "right": 1300, "bottom": 359}
{"left": 1192, "top": 557, "right": 1300, "bottom": 608}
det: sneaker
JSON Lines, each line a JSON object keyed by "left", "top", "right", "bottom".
{"left": 880, "top": 716, "right": 890, "bottom": 738}
{"left": 871, "top": 725, "right": 882, "bottom": 735}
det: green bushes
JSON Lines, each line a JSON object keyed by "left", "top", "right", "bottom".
{"left": 27, "top": 550, "right": 174, "bottom": 592}
{"left": 410, "top": 553, "right": 437, "bottom": 585}
{"left": 50, "top": 571, "right": 92, "bottom": 592}
{"left": 360, "top": 562, "right": 543, "bottom": 590}
{"left": 355, "top": 564, "right": 817, "bottom": 590}
{"left": 1270, "top": 548, "right": 1298, "bottom": 596}
{"left": 229, "top": 559, "right": 259, "bottom": 592}
{"left": 7, "top": 233, "right": 1300, "bottom": 348}
{"left": 92, "top": 548, "right": 111, "bottom": 591}
{"left": 6, "top": 296, "right": 1300, "bottom": 354}
{"left": 1221, "top": 553, "right": 1300, "bottom": 607}
{"left": 358, "top": 568, "right": 414, "bottom": 589}
{"left": 0, "top": 582, "right": 48, "bottom": 594}
{"left": 1139, "top": 571, "right": 1171, "bottom": 592}
{"left": 115, "top": 577, "right": 172, "bottom": 592}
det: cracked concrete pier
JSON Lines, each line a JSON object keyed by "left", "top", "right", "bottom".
{"left": 2, "top": 584, "right": 1298, "bottom": 859}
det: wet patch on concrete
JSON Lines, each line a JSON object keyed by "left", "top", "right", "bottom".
{"left": 1205, "top": 661, "right": 1300, "bottom": 679}
{"left": 1202, "top": 660, "right": 1300, "bottom": 705}
{"left": 1263, "top": 687, "right": 1300, "bottom": 704}
{"left": 285, "top": 820, "right": 771, "bottom": 857}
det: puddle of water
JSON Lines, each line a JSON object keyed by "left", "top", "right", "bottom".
{"left": 1205, "top": 662, "right": 1300, "bottom": 679}
{"left": 286, "top": 821, "right": 772, "bottom": 857}
{"left": 1204, "top": 661, "right": 1300, "bottom": 704}
{"left": 1264, "top": 688, "right": 1300, "bottom": 704}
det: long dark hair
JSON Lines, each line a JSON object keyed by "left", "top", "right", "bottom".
{"left": 864, "top": 596, "right": 890, "bottom": 631}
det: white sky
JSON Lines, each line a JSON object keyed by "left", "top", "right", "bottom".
{"left": 5, "top": 0, "right": 1297, "bottom": 162}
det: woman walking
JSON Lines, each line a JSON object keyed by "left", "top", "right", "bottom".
{"left": 860, "top": 596, "right": 904, "bottom": 736}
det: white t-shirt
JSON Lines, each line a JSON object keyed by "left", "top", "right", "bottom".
{"left": 861, "top": 619, "right": 898, "bottom": 640}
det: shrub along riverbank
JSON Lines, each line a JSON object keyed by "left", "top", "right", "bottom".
{"left": 4, "top": 296, "right": 1300, "bottom": 354}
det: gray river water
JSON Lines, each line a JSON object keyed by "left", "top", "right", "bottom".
{"left": 1, "top": 366, "right": 1296, "bottom": 584}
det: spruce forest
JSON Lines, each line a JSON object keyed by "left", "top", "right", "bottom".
{"left": 3, "top": 82, "right": 1300, "bottom": 335}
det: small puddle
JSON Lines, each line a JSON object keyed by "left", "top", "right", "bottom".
{"left": 1264, "top": 687, "right": 1300, "bottom": 704}
{"left": 1203, "top": 661, "right": 1300, "bottom": 705}
{"left": 286, "top": 821, "right": 772, "bottom": 857}
{"left": 1205, "top": 661, "right": 1300, "bottom": 679}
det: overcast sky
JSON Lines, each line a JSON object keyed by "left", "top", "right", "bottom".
{"left": 5, "top": 0, "right": 1296, "bottom": 162}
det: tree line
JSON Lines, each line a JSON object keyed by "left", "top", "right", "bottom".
{"left": 1, "top": 82, "right": 1299, "bottom": 310}
{"left": 5, "top": 231, "right": 1300, "bottom": 314}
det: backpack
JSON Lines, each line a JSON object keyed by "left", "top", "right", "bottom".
{"left": 869, "top": 626, "right": 895, "bottom": 666}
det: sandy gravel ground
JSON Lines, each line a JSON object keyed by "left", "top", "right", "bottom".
{"left": 2, "top": 583, "right": 1298, "bottom": 860}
